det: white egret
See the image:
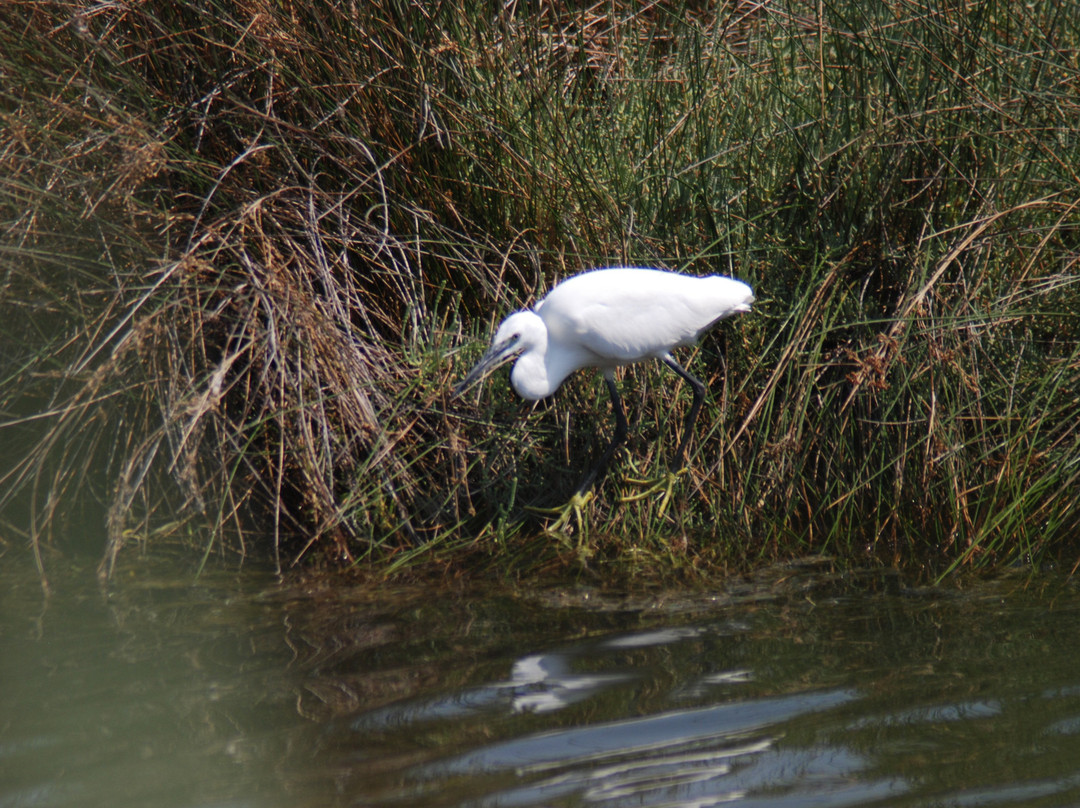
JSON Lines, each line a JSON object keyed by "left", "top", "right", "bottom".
{"left": 454, "top": 267, "right": 754, "bottom": 514}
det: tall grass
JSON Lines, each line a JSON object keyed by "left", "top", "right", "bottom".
{"left": 1, "top": 0, "right": 1078, "bottom": 581}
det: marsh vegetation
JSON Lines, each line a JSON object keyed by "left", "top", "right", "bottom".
{"left": 2, "top": 0, "right": 1078, "bottom": 581}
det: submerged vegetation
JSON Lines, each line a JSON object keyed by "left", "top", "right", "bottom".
{"left": 1, "top": 0, "right": 1078, "bottom": 581}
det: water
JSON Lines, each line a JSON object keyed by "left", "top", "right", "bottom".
{"left": 3, "top": 553, "right": 1080, "bottom": 808}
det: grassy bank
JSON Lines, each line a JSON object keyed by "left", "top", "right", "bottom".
{"left": 2, "top": 0, "right": 1078, "bottom": 582}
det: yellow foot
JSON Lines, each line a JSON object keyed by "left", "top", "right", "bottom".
{"left": 525, "top": 490, "right": 594, "bottom": 541}
{"left": 619, "top": 469, "right": 687, "bottom": 518}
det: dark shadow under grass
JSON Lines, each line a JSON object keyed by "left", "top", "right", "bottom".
{"left": 1, "top": 0, "right": 1079, "bottom": 585}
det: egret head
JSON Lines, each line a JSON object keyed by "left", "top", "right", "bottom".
{"left": 452, "top": 311, "right": 543, "bottom": 397}
{"left": 731, "top": 281, "right": 755, "bottom": 313}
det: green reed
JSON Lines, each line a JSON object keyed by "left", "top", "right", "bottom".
{"left": 2, "top": 0, "right": 1077, "bottom": 581}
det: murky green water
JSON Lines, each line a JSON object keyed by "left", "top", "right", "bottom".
{"left": 3, "top": 552, "right": 1080, "bottom": 808}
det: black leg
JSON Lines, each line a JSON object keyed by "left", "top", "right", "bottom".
{"left": 576, "top": 373, "right": 628, "bottom": 495}
{"left": 662, "top": 355, "right": 707, "bottom": 471}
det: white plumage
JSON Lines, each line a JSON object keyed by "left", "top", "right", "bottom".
{"left": 454, "top": 267, "right": 754, "bottom": 494}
